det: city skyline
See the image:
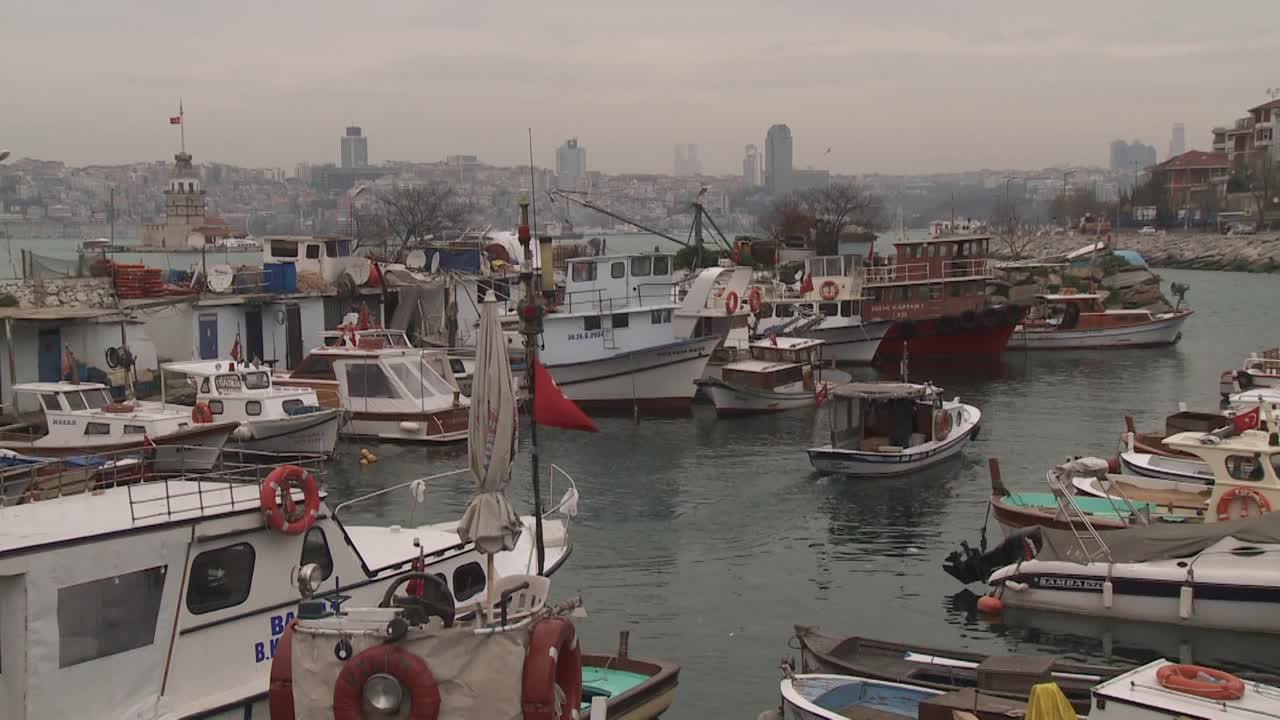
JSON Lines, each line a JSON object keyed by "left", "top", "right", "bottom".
{"left": 5, "top": 2, "right": 1278, "bottom": 174}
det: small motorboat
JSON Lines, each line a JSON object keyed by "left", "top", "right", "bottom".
{"left": 1121, "top": 412, "right": 1233, "bottom": 459}
{"left": 780, "top": 674, "right": 942, "bottom": 720}
{"left": 1008, "top": 293, "right": 1192, "bottom": 350}
{"left": 986, "top": 457, "right": 1162, "bottom": 533}
{"left": 1118, "top": 450, "right": 1214, "bottom": 484}
{"left": 695, "top": 337, "right": 849, "bottom": 416}
{"left": 1233, "top": 348, "right": 1280, "bottom": 391}
{"left": 807, "top": 382, "right": 979, "bottom": 477}
{"left": 1091, "top": 659, "right": 1280, "bottom": 720}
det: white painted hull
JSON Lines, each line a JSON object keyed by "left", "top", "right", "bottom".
{"left": 342, "top": 416, "right": 467, "bottom": 443}
{"left": 807, "top": 404, "right": 980, "bottom": 477}
{"left": 151, "top": 443, "right": 225, "bottom": 473}
{"left": 1118, "top": 451, "right": 1213, "bottom": 485}
{"left": 236, "top": 410, "right": 341, "bottom": 456}
{"left": 798, "top": 320, "right": 892, "bottom": 364}
{"left": 697, "top": 380, "right": 817, "bottom": 416}
{"left": 545, "top": 336, "right": 719, "bottom": 410}
{"left": 1009, "top": 313, "right": 1189, "bottom": 350}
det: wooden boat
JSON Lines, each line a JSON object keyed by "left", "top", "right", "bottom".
{"left": 1117, "top": 449, "right": 1213, "bottom": 484}
{"left": 581, "top": 646, "right": 681, "bottom": 719}
{"left": 695, "top": 337, "right": 849, "bottom": 416}
{"left": 781, "top": 674, "right": 944, "bottom": 720}
{"left": 1122, "top": 412, "right": 1231, "bottom": 459}
{"left": 792, "top": 626, "right": 1117, "bottom": 715}
{"left": 1008, "top": 293, "right": 1192, "bottom": 350}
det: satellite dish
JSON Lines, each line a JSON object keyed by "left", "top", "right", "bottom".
{"left": 430, "top": 251, "right": 441, "bottom": 273}
{"left": 406, "top": 249, "right": 427, "bottom": 271}
{"left": 208, "top": 264, "right": 234, "bottom": 293}
{"left": 186, "top": 232, "right": 207, "bottom": 249}
{"left": 344, "top": 257, "right": 372, "bottom": 285}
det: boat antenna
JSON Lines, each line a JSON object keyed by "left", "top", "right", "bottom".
{"left": 527, "top": 129, "right": 538, "bottom": 239}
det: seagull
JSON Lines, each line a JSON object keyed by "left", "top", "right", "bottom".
{"left": 824, "top": 147, "right": 832, "bottom": 155}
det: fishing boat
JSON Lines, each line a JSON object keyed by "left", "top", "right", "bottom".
{"left": 1090, "top": 659, "right": 1280, "bottom": 720}
{"left": 0, "top": 381, "right": 235, "bottom": 472}
{"left": 1117, "top": 449, "right": 1213, "bottom": 483}
{"left": 155, "top": 359, "right": 340, "bottom": 456}
{"left": 792, "top": 626, "right": 1117, "bottom": 714}
{"left": 1008, "top": 293, "right": 1192, "bottom": 350}
{"left": 695, "top": 337, "right": 848, "bottom": 416}
{"left": 1121, "top": 412, "right": 1231, "bottom": 459}
{"left": 780, "top": 674, "right": 943, "bottom": 720}
{"left": 807, "top": 382, "right": 980, "bottom": 477}
{"left": 1233, "top": 348, "right": 1280, "bottom": 390}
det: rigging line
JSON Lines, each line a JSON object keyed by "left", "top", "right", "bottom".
{"left": 699, "top": 209, "right": 734, "bottom": 252}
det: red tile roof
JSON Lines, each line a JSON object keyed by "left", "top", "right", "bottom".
{"left": 1153, "top": 150, "right": 1229, "bottom": 171}
{"left": 1249, "top": 98, "right": 1280, "bottom": 113}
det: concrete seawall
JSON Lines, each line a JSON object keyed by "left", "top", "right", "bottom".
{"left": 990, "top": 231, "right": 1280, "bottom": 273}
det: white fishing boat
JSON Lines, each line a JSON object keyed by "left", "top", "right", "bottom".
{"left": 1090, "top": 659, "right": 1280, "bottom": 720}
{"left": 1234, "top": 348, "right": 1280, "bottom": 390}
{"left": 1009, "top": 293, "right": 1192, "bottom": 350}
{"left": 0, "top": 381, "right": 235, "bottom": 472}
{"left": 155, "top": 360, "right": 341, "bottom": 456}
{"left": 807, "top": 382, "right": 980, "bottom": 477}
{"left": 695, "top": 337, "right": 848, "bottom": 416}
{"left": 1118, "top": 449, "right": 1214, "bottom": 484}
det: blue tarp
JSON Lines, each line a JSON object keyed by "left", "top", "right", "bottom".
{"left": 1111, "top": 249, "right": 1148, "bottom": 268}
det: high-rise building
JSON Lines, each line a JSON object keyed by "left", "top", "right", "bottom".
{"left": 1169, "top": 123, "right": 1186, "bottom": 158}
{"left": 556, "top": 138, "right": 587, "bottom": 190}
{"left": 673, "top": 143, "right": 702, "bottom": 176}
{"left": 673, "top": 145, "right": 686, "bottom": 176}
{"left": 1108, "top": 139, "right": 1157, "bottom": 173}
{"left": 765, "top": 124, "right": 794, "bottom": 195}
{"left": 742, "top": 145, "right": 761, "bottom": 186}
{"left": 340, "top": 126, "right": 368, "bottom": 169}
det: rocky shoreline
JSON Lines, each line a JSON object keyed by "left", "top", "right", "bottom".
{"left": 990, "top": 231, "right": 1280, "bottom": 273}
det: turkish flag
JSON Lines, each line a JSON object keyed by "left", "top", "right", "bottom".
{"left": 169, "top": 116, "right": 182, "bottom": 125}
{"left": 1233, "top": 407, "right": 1261, "bottom": 433}
{"left": 532, "top": 358, "right": 597, "bottom": 432}
{"left": 798, "top": 272, "right": 814, "bottom": 295}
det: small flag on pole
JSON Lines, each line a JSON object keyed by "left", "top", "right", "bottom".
{"left": 532, "top": 358, "right": 597, "bottom": 432}
{"left": 1232, "top": 406, "right": 1261, "bottom": 433}
{"left": 798, "top": 272, "right": 814, "bottom": 295}
{"left": 815, "top": 383, "right": 830, "bottom": 408}
{"left": 229, "top": 334, "right": 241, "bottom": 362}
{"left": 169, "top": 115, "right": 182, "bottom": 125}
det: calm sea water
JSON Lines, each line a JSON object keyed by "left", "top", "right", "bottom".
{"left": 325, "top": 266, "right": 1280, "bottom": 718}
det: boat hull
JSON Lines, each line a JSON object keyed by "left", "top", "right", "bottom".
{"left": 235, "top": 410, "right": 341, "bottom": 456}
{"left": 1118, "top": 451, "right": 1213, "bottom": 484}
{"left": 343, "top": 406, "right": 469, "bottom": 443}
{"left": 0, "top": 422, "right": 235, "bottom": 472}
{"left": 1009, "top": 312, "right": 1190, "bottom": 350}
{"left": 807, "top": 405, "right": 980, "bottom": 477}
{"left": 545, "top": 336, "right": 719, "bottom": 414}
{"left": 874, "top": 316, "right": 1017, "bottom": 362}
{"left": 798, "top": 320, "right": 892, "bottom": 365}
{"left": 695, "top": 378, "right": 818, "bottom": 416}
{"left": 991, "top": 495, "right": 1130, "bottom": 533}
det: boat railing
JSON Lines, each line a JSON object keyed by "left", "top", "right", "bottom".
{"left": 332, "top": 468, "right": 470, "bottom": 527}
{"left": 864, "top": 258, "right": 989, "bottom": 285}
{"left": 126, "top": 449, "right": 329, "bottom": 522}
{"left": 1044, "top": 466, "right": 1113, "bottom": 563}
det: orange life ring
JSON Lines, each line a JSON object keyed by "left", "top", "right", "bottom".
{"left": 192, "top": 402, "right": 214, "bottom": 424}
{"left": 522, "top": 617, "right": 583, "bottom": 720}
{"left": 1155, "top": 663, "right": 1245, "bottom": 701}
{"left": 333, "top": 645, "right": 441, "bottom": 720}
{"left": 819, "top": 281, "right": 839, "bottom": 301}
{"left": 260, "top": 464, "right": 321, "bottom": 535}
{"left": 1216, "top": 487, "right": 1272, "bottom": 521}
{"left": 724, "top": 290, "right": 740, "bottom": 315}
{"left": 934, "top": 410, "right": 953, "bottom": 441}
{"left": 268, "top": 620, "right": 298, "bottom": 720}
{"left": 748, "top": 287, "right": 763, "bottom": 314}
{"left": 102, "top": 402, "right": 135, "bottom": 413}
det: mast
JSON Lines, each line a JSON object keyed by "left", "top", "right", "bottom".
{"left": 179, "top": 99, "right": 186, "bottom": 155}
{"left": 517, "top": 200, "right": 546, "bottom": 574}
{"left": 692, "top": 195, "right": 704, "bottom": 268}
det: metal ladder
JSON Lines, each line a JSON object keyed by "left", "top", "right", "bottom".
{"left": 1045, "top": 466, "right": 1113, "bottom": 563}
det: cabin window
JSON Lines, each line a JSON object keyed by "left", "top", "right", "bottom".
{"left": 245, "top": 401, "right": 262, "bottom": 416}
{"left": 610, "top": 261, "right": 625, "bottom": 279}
{"left": 207, "top": 400, "right": 224, "bottom": 415}
{"left": 270, "top": 242, "right": 298, "bottom": 258}
{"left": 908, "top": 245, "right": 920, "bottom": 259}
{"left": 756, "top": 303, "right": 774, "bottom": 319}
{"left": 301, "top": 528, "right": 334, "bottom": 581}
{"left": 85, "top": 422, "right": 111, "bottom": 435}
{"left": 571, "top": 262, "right": 596, "bottom": 282}
{"left": 291, "top": 355, "right": 337, "bottom": 380}
{"left": 243, "top": 372, "right": 270, "bottom": 390}
{"left": 305, "top": 244, "right": 321, "bottom": 260}
{"left": 58, "top": 565, "right": 166, "bottom": 668}
{"left": 839, "top": 301, "right": 854, "bottom": 317}
{"left": 200, "top": 378, "right": 211, "bottom": 394}
{"left": 775, "top": 303, "right": 795, "bottom": 318}
{"left": 584, "top": 316, "right": 601, "bottom": 332}
{"left": 630, "top": 256, "right": 652, "bottom": 276}
{"left": 282, "top": 399, "right": 304, "bottom": 414}
{"left": 215, "top": 375, "right": 243, "bottom": 393}
{"left": 325, "top": 240, "right": 338, "bottom": 258}
{"left": 40, "top": 393, "right": 62, "bottom": 411}
{"left": 892, "top": 287, "right": 910, "bottom": 301}
{"left": 612, "top": 313, "right": 629, "bottom": 329}
{"left": 387, "top": 361, "right": 425, "bottom": 399}
{"left": 83, "top": 389, "right": 111, "bottom": 409}
{"left": 819, "top": 303, "right": 838, "bottom": 317}
{"left": 452, "top": 562, "right": 486, "bottom": 602}
{"left": 64, "top": 392, "right": 87, "bottom": 411}
{"left": 450, "top": 359, "right": 466, "bottom": 375}
{"left": 186, "top": 543, "right": 256, "bottom": 614}
{"left": 1226, "top": 455, "right": 1266, "bottom": 482}
{"left": 653, "top": 256, "right": 671, "bottom": 275}
{"left": 650, "top": 309, "right": 672, "bottom": 324}
{"left": 123, "top": 425, "right": 146, "bottom": 435}
{"left": 949, "top": 283, "right": 963, "bottom": 298}
{"left": 345, "top": 363, "right": 397, "bottom": 399}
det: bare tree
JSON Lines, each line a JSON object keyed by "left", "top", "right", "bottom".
{"left": 805, "top": 182, "right": 884, "bottom": 256}
{"left": 759, "top": 192, "right": 815, "bottom": 242}
{"left": 372, "top": 183, "right": 472, "bottom": 258}
{"left": 1237, "top": 154, "right": 1279, "bottom": 231}
{"left": 990, "top": 197, "right": 1034, "bottom": 259}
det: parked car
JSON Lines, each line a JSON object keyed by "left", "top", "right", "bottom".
{"left": 1138, "top": 226, "right": 1157, "bottom": 235}
{"left": 1229, "top": 223, "right": 1256, "bottom": 235}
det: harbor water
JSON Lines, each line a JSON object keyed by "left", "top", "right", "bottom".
{"left": 326, "top": 266, "right": 1280, "bottom": 718}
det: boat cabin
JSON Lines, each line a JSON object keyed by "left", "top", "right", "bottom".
{"left": 721, "top": 338, "right": 824, "bottom": 389}
{"left": 825, "top": 382, "right": 947, "bottom": 451}
{"left": 1164, "top": 428, "right": 1280, "bottom": 514}
{"left": 262, "top": 236, "right": 364, "bottom": 284}
{"left": 863, "top": 235, "right": 991, "bottom": 320}
{"left": 159, "top": 360, "right": 324, "bottom": 422}
{"left": 2, "top": 382, "right": 198, "bottom": 447}
{"left": 1025, "top": 293, "right": 1160, "bottom": 330}
{"left": 561, "top": 252, "right": 675, "bottom": 313}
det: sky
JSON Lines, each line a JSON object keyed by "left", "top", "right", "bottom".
{"left": 3, "top": 1, "right": 1279, "bottom": 175}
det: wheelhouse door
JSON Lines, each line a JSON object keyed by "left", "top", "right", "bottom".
{"left": 245, "top": 309, "right": 265, "bottom": 365}
{"left": 198, "top": 314, "right": 218, "bottom": 360}
{"left": 0, "top": 574, "right": 27, "bottom": 718}
{"left": 285, "top": 304, "right": 303, "bottom": 370}
{"left": 37, "top": 328, "right": 61, "bottom": 382}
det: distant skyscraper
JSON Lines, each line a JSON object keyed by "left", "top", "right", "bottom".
{"left": 1109, "top": 138, "right": 1157, "bottom": 173}
{"left": 743, "top": 144, "right": 761, "bottom": 186}
{"left": 1169, "top": 123, "right": 1186, "bottom": 158}
{"left": 673, "top": 143, "right": 702, "bottom": 176}
{"left": 340, "top": 126, "right": 368, "bottom": 169}
{"left": 765, "top": 124, "right": 794, "bottom": 195}
{"left": 556, "top": 138, "right": 587, "bottom": 190}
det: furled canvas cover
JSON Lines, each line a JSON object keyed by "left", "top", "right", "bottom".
{"left": 1036, "top": 512, "right": 1280, "bottom": 565}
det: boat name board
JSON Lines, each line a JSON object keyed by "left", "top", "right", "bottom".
{"left": 656, "top": 344, "right": 707, "bottom": 359}
{"left": 1031, "top": 576, "right": 1104, "bottom": 591}
{"left": 567, "top": 330, "right": 606, "bottom": 342}
{"left": 253, "top": 610, "right": 297, "bottom": 663}
{"left": 51, "top": 418, "right": 78, "bottom": 426}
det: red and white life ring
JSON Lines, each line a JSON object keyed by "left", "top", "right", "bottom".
{"left": 748, "top": 287, "right": 763, "bottom": 314}
{"left": 934, "top": 410, "right": 953, "bottom": 441}
{"left": 1156, "top": 663, "right": 1245, "bottom": 701}
{"left": 333, "top": 645, "right": 441, "bottom": 720}
{"left": 268, "top": 620, "right": 298, "bottom": 720}
{"left": 1216, "top": 487, "right": 1272, "bottom": 521}
{"left": 521, "top": 617, "right": 583, "bottom": 720}
{"left": 819, "top": 281, "right": 839, "bottom": 301}
{"left": 191, "top": 402, "right": 214, "bottom": 423}
{"left": 260, "top": 464, "right": 321, "bottom": 535}
{"left": 724, "top": 290, "right": 740, "bottom": 315}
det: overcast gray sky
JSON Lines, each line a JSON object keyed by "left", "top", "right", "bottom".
{"left": 4, "top": 1, "right": 1278, "bottom": 174}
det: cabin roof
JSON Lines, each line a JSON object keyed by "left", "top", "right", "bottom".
{"left": 0, "top": 307, "right": 127, "bottom": 321}
{"left": 1163, "top": 428, "right": 1276, "bottom": 455}
{"left": 1037, "top": 293, "right": 1102, "bottom": 302}
{"left": 892, "top": 234, "right": 992, "bottom": 246}
{"left": 13, "top": 381, "right": 110, "bottom": 392}
{"left": 162, "top": 360, "right": 269, "bottom": 377}
{"left": 831, "top": 382, "right": 932, "bottom": 400}
{"left": 723, "top": 359, "right": 802, "bottom": 372}
{"left": 750, "top": 337, "right": 823, "bottom": 351}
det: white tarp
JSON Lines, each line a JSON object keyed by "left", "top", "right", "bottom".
{"left": 457, "top": 292, "right": 521, "bottom": 553}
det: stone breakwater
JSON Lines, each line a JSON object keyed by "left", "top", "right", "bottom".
{"left": 991, "top": 232, "right": 1280, "bottom": 272}
{"left": 0, "top": 277, "right": 118, "bottom": 309}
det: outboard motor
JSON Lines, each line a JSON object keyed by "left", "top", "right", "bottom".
{"left": 943, "top": 526, "right": 1042, "bottom": 586}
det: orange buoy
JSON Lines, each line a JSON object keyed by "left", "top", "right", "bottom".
{"left": 976, "top": 595, "right": 1004, "bottom": 614}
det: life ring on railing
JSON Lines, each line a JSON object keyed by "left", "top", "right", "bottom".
{"left": 191, "top": 402, "right": 214, "bottom": 424}
{"left": 259, "top": 464, "right": 321, "bottom": 535}
{"left": 102, "top": 402, "right": 135, "bottom": 413}
{"left": 1216, "top": 487, "right": 1272, "bottom": 521}
{"left": 522, "top": 617, "right": 583, "bottom": 720}
{"left": 934, "top": 410, "right": 953, "bottom": 441}
{"left": 819, "top": 281, "right": 840, "bottom": 301}
{"left": 724, "top": 290, "right": 740, "bottom": 315}
{"left": 333, "top": 645, "right": 441, "bottom": 720}
{"left": 267, "top": 620, "right": 298, "bottom": 720}
{"left": 1155, "top": 664, "right": 1245, "bottom": 701}
{"left": 748, "top": 287, "right": 763, "bottom": 314}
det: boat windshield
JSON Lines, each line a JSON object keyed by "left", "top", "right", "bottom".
{"left": 242, "top": 371, "right": 270, "bottom": 389}
{"left": 82, "top": 388, "right": 111, "bottom": 409}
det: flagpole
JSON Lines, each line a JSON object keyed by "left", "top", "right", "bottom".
{"left": 179, "top": 99, "right": 186, "bottom": 154}
{"left": 518, "top": 199, "right": 546, "bottom": 575}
